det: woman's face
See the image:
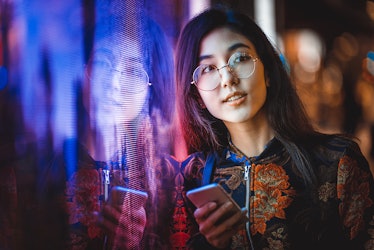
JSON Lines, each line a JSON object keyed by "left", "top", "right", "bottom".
{"left": 87, "top": 37, "right": 150, "bottom": 125}
{"left": 195, "top": 27, "right": 268, "bottom": 127}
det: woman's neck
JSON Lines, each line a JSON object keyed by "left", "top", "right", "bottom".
{"left": 225, "top": 115, "right": 274, "bottom": 157}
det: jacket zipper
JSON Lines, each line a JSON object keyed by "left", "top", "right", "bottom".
{"left": 103, "top": 169, "right": 110, "bottom": 201}
{"left": 244, "top": 163, "right": 255, "bottom": 249}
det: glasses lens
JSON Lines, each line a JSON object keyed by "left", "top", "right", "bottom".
{"left": 87, "top": 62, "right": 150, "bottom": 93}
{"left": 191, "top": 53, "right": 256, "bottom": 91}
{"left": 192, "top": 65, "right": 220, "bottom": 91}
{"left": 229, "top": 52, "right": 256, "bottom": 79}
{"left": 120, "top": 67, "right": 150, "bottom": 93}
{"left": 88, "top": 60, "right": 112, "bottom": 79}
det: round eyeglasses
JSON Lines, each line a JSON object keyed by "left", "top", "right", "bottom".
{"left": 86, "top": 60, "right": 152, "bottom": 94}
{"left": 191, "top": 52, "right": 258, "bottom": 91}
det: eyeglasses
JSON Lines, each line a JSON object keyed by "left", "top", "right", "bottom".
{"left": 191, "top": 52, "right": 258, "bottom": 91}
{"left": 86, "top": 60, "right": 151, "bottom": 93}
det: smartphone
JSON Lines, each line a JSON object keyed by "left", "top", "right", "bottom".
{"left": 108, "top": 186, "right": 148, "bottom": 208}
{"left": 186, "top": 183, "right": 241, "bottom": 212}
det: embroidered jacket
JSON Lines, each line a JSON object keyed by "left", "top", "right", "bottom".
{"left": 185, "top": 136, "right": 374, "bottom": 250}
{"left": 50, "top": 140, "right": 179, "bottom": 250}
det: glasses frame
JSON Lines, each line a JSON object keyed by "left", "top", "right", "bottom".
{"left": 84, "top": 63, "right": 152, "bottom": 94}
{"left": 191, "top": 52, "right": 258, "bottom": 91}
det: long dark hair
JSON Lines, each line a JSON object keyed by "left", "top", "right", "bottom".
{"left": 175, "top": 7, "right": 338, "bottom": 185}
{"left": 143, "top": 17, "right": 175, "bottom": 124}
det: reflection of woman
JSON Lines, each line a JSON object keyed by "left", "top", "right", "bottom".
{"left": 175, "top": 7, "right": 374, "bottom": 249}
{"left": 48, "top": 16, "right": 176, "bottom": 249}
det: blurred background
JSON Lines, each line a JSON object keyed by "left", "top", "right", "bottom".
{"left": 0, "top": 0, "right": 373, "bottom": 249}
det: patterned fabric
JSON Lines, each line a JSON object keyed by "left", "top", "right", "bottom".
{"left": 185, "top": 137, "right": 374, "bottom": 250}
{"left": 62, "top": 146, "right": 107, "bottom": 250}
{"left": 61, "top": 144, "right": 176, "bottom": 250}
{"left": 61, "top": 146, "right": 207, "bottom": 250}
{"left": 166, "top": 153, "right": 205, "bottom": 249}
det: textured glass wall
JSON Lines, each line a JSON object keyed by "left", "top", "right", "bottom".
{"left": 0, "top": 1, "right": 184, "bottom": 249}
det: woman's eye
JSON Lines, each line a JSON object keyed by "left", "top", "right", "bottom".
{"left": 201, "top": 65, "right": 216, "bottom": 74}
{"left": 234, "top": 54, "right": 251, "bottom": 63}
{"left": 123, "top": 67, "right": 135, "bottom": 75}
{"left": 92, "top": 60, "right": 111, "bottom": 69}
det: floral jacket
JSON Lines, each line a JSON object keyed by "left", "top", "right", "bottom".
{"left": 185, "top": 136, "right": 374, "bottom": 250}
{"left": 53, "top": 141, "right": 180, "bottom": 250}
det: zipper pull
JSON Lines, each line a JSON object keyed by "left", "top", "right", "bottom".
{"left": 103, "top": 169, "right": 110, "bottom": 200}
{"left": 244, "top": 164, "right": 249, "bottom": 180}
{"left": 104, "top": 169, "right": 110, "bottom": 185}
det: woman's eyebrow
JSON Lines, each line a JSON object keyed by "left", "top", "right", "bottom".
{"left": 228, "top": 43, "right": 250, "bottom": 52}
{"left": 123, "top": 56, "right": 143, "bottom": 64}
{"left": 198, "top": 54, "right": 213, "bottom": 62}
{"left": 198, "top": 43, "right": 251, "bottom": 62}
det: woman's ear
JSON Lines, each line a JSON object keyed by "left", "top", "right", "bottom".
{"left": 265, "top": 74, "right": 270, "bottom": 87}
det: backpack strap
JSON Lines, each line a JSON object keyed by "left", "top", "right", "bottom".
{"left": 202, "top": 152, "right": 216, "bottom": 185}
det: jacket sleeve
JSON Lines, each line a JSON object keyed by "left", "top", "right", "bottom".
{"left": 336, "top": 140, "right": 374, "bottom": 248}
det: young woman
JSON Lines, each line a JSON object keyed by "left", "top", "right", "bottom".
{"left": 46, "top": 14, "right": 177, "bottom": 249}
{"left": 83, "top": 16, "right": 177, "bottom": 249}
{"left": 175, "top": 7, "right": 374, "bottom": 249}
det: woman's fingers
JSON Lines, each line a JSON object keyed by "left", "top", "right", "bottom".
{"left": 113, "top": 206, "right": 147, "bottom": 248}
{"left": 95, "top": 200, "right": 147, "bottom": 249}
{"left": 94, "top": 205, "right": 121, "bottom": 234}
{"left": 195, "top": 201, "right": 248, "bottom": 248}
{"left": 199, "top": 201, "right": 232, "bottom": 233}
{"left": 194, "top": 201, "right": 217, "bottom": 224}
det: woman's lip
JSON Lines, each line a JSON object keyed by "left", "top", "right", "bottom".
{"left": 99, "top": 100, "right": 124, "bottom": 108}
{"left": 225, "top": 95, "right": 246, "bottom": 106}
{"left": 223, "top": 91, "right": 247, "bottom": 103}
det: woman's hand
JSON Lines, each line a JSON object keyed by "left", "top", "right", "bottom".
{"left": 194, "top": 201, "right": 248, "bottom": 249}
{"left": 95, "top": 192, "right": 147, "bottom": 249}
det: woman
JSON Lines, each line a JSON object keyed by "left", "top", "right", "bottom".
{"left": 47, "top": 15, "right": 177, "bottom": 249}
{"left": 175, "top": 7, "right": 374, "bottom": 250}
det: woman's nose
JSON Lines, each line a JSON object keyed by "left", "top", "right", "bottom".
{"left": 219, "top": 66, "right": 237, "bottom": 88}
{"left": 110, "top": 72, "right": 122, "bottom": 92}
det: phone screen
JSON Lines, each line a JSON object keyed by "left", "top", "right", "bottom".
{"left": 108, "top": 186, "right": 148, "bottom": 208}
